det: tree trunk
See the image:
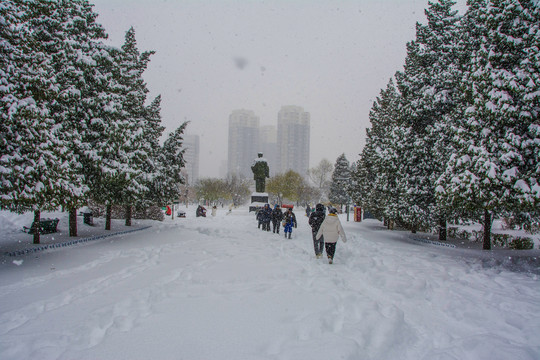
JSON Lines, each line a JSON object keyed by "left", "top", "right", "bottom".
{"left": 411, "top": 224, "right": 417, "bottom": 234}
{"left": 125, "top": 205, "right": 132, "bottom": 226}
{"left": 106, "top": 204, "right": 112, "bottom": 230}
{"left": 69, "top": 208, "right": 77, "bottom": 237}
{"left": 438, "top": 216, "right": 447, "bottom": 242}
{"left": 33, "top": 210, "right": 40, "bottom": 244}
{"left": 483, "top": 209, "right": 492, "bottom": 250}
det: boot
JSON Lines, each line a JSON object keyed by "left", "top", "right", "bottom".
{"left": 288, "top": 233, "right": 291, "bottom": 239}
{"left": 284, "top": 232, "right": 287, "bottom": 238}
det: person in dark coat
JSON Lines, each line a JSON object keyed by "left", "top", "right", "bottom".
{"left": 271, "top": 205, "right": 284, "bottom": 234}
{"left": 308, "top": 203, "right": 326, "bottom": 258}
{"left": 256, "top": 208, "right": 263, "bottom": 228}
{"left": 260, "top": 204, "right": 272, "bottom": 231}
{"left": 196, "top": 205, "right": 206, "bottom": 217}
{"left": 283, "top": 208, "right": 297, "bottom": 239}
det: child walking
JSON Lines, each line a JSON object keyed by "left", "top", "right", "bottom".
{"left": 283, "top": 208, "right": 297, "bottom": 239}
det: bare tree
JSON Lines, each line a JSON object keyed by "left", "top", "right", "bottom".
{"left": 308, "top": 159, "right": 333, "bottom": 201}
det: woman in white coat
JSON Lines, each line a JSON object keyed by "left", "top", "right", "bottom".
{"left": 316, "top": 207, "right": 347, "bottom": 264}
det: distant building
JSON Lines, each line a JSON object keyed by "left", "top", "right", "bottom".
{"left": 259, "top": 125, "right": 277, "bottom": 176}
{"left": 277, "top": 105, "right": 310, "bottom": 177}
{"left": 183, "top": 134, "right": 200, "bottom": 185}
{"left": 228, "top": 109, "right": 260, "bottom": 178}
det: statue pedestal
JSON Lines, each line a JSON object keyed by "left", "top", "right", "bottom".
{"left": 249, "top": 192, "right": 268, "bottom": 212}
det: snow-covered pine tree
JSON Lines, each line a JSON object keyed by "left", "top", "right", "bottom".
{"left": 82, "top": 42, "right": 129, "bottom": 230}
{"left": 394, "top": 0, "right": 462, "bottom": 235}
{"left": 436, "top": 0, "right": 540, "bottom": 249}
{"left": 45, "top": 0, "right": 110, "bottom": 236}
{"left": 137, "top": 95, "right": 166, "bottom": 210}
{"left": 349, "top": 79, "right": 402, "bottom": 224}
{"left": 1, "top": 0, "right": 72, "bottom": 243}
{"left": 329, "top": 153, "right": 351, "bottom": 209}
{"left": 153, "top": 124, "right": 188, "bottom": 206}
{"left": 115, "top": 27, "right": 155, "bottom": 226}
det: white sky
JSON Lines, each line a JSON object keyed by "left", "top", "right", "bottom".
{"left": 90, "top": 0, "right": 467, "bottom": 178}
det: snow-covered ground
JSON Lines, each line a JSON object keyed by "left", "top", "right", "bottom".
{"left": 0, "top": 207, "right": 539, "bottom": 360}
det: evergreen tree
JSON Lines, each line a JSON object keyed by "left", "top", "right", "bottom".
{"left": 436, "top": 0, "right": 540, "bottom": 249}
{"left": 394, "top": 0, "right": 462, "bottom": 234}
{"left": 329, "top": 154, "right": 351, "bottom": 208}
{"left": 46, "top": 0, "right": 110, "bottom": 236}
{"left": 350, "top": 79, "right": 402, "bottom": 226}
{"left": 1, "top": 0, "right": 73, "bottom": 243}
{"left": 152, "top": 123, "right": 188, "bottom": 206}
{"left": 115, "top": 27, "right": 155, "bottom": 226}
{"left": 138, "top": 95, "right": 166, "bottom": 209}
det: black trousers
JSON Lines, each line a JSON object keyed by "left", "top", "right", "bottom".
{"left": 325, "top": 242, "right": 336, "bottom": 259}
{"left": 272, "top": 220, "right": 280, "bottom": 233}
{"left": 312, "top": 231, "right": 324, "bottom": 255}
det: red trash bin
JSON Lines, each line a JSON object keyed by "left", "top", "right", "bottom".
{"left": 354, "top": 206, "right": 362, "bottom": 222}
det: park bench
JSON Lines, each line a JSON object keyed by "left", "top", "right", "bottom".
{"left": 23, "top": 218, "right": 59, "bottom": 235}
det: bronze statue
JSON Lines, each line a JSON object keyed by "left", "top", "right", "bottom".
{"left": 251, "top": 153, "right": 269, "bottom": 193}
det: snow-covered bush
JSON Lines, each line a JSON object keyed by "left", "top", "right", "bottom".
{"left": 509, "top": 237, "right": 534, "bottom": 250}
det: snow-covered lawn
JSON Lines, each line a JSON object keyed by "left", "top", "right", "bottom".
{"left": 0, "top": 207, "right": 539, "bottom": 360}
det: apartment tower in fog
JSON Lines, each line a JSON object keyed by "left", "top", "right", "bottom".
{"left": 277, "top": 105, "right": 310, "bottom": 176}
{"left": 259, "top": 125, "right": 277, "bottom": 176}
{"left": 183, "top": 134, "right": 200, "bottom": 185}
{"left": 227, "top": 109, "right": 260, "bottom": 178}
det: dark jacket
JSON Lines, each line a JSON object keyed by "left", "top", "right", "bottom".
{"left": 308, "top": 204, "right": 326, "bottom": 233}
{"left": 272, "top": 207, "right": 284, "bottom": 222}
{"left": 196, "top": 205, "right": 206, "bottom": 217}
{"left": 284, "top": 211, "right": 297, "bottom": 227}
{"left": 261, "top": 205, "right": 273, "bottom": 223}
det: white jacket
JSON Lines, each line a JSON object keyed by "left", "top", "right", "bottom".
{"left": 316, "top": 214, "right": 347, "bottom": 243}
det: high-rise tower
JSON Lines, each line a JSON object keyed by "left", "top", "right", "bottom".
{"left": 259, "top": 125, "right": 277, "bottom": 176}
{"left": 276, "top": 105, "right": 310, "bottom": 176}
{"left": 227, "top": 109, "right": 260, "bottom": 178}
{"left": 183, "top": 134, "right": 200, "bottom": 185}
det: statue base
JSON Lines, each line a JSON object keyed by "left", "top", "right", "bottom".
{"left": 249, "top": 192, "right": 268, "bottom": 212}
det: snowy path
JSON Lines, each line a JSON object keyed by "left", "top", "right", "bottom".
{"left": 0, "top": 208, "right": 539, "bottom": 360}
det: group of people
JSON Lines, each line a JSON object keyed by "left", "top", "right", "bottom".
{"left": 256, "top": 204, "right": 297, "bottom": 239}
{"left": 256, "top": 203, "right": 347, "bottom": 263}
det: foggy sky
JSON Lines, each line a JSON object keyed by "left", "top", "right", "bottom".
{"left": 90, "top": 0, "right": 467, "bottom": 178}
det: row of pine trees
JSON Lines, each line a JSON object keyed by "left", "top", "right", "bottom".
{"left": 0, "top": 0, "right": 187, "bottom": 243}
{"left": 348, "top": 0, "right": 539, "bottom": 249}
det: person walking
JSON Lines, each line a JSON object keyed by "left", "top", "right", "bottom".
{"left": 271, "top": 204, "right": 284, "bottom": 234}
{"left": 316, "top": 207, "right": 347, "bottom": 264}
{"left": 261, "top": 204, "right": 272, "bottom": 231}
{"left": 256, "top": 208, "right": 263, "bottom": 229}
{"left": 308, "top": 203, "right": 326, "bottom": 258}
{"left": 283, "top": 207, "right": 297, "bottom": 239}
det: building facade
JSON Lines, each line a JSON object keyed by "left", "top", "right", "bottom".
{"left": 227, "top": 109, "right": 260, "bottom": 178}
{"left": 183, "top": 134, "right": 200, "bottom": 185}
{"left": 276, "top": 105, "right": 310, "bottom": 176}
{"left": 259, "top": 125, "right": 277, "bottom": 177}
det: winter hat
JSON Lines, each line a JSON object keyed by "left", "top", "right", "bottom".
{"left": 315, "top": 203, "right": 324, "bottom": 211}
